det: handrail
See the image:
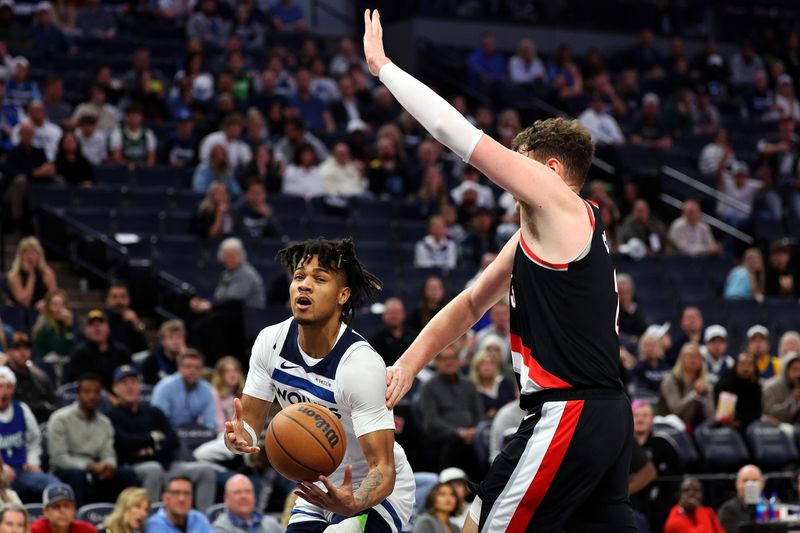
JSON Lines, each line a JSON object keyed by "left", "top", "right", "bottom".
{"left": 659, "top": 193, "right": 754, "bottom": 245}
{"left": 661, "top": 165, "right": 750, "bottom": 214}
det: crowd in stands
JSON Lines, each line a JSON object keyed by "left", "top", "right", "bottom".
{"left": 0, "top": 0, "right": 796, "bottom": 532}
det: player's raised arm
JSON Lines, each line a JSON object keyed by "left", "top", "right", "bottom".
{"left": 225, "top": 395, "right": 271, "bottom": 454}
{"left": 363, "top": 9, "right": 579, "bottom": 213}
{"left": 385, "top": 231, "right": 519, "bottom": 408}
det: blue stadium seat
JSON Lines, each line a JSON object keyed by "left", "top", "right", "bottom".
{"left": 350, "top": 222, "right": 389, "bottom": 243}
{"left": 24, "top": 503, "right": 44, "bottom": 521}
{"left": 117, "top": 211, "right": 163, "bottom": 235}
{"left": 270, "top": 194, "right": 308, "bottom": 218}
{"left": 95, "top": 165, "right": 133, "bottom": 186}
{"left": 155, "top": 235, "right": 205, "bottom": 259}
{"left": 176, "top": 425, "right": 217, "bottom": 461}
{"left": 172, "top": 191, "right": 204, "bottom": 212}
{"left": 162, "top": 211, "right": 193, "bottom": 234}
{"left": 205, "top": 503, "right": 227, "bottom": 522}
{"left": 746, "top": 421, "right": 798, "bottom": 470}
{"left": 29, "top": 184, "right": 73, "bottom": 209}
{"left": 245, "top": 307, "right": 291, "bottom": 340}
{"left": 126, "top": 188, "right": 174, "bottom": 211}
{"left": 413, "top": 473, "right": 439, "bottom": 513}
{"left": 303, "top": 217, "right": 351, "bottom": 240}
{"left": 67, "top": 208, "right": 114, "bottom": 233}
{"left": 392, "top": 220, "right": 428, "bottom": 242}
{"left": 350, "top": 197, "right": 392, "bottom": 224}
{"left": 74, "top": 187, "right": 125, "bottom": 210}
{"left": 135, "top": 165, "right": 185, "bottom": 189}
{"left": 0, "top": 305, "right": 26, "bottom": 333}
{"left": 77, "top": 503, "right": 116, "bottom": 527}
{"left": 653, "top": 423, "right": 699, "bottom": 467}
{"left": 754, "top": 218, "right": 783, "bottom": 243}
{"left": 56, "top": 382, "right": 80, "bottom": 407}
{"left": 694, "top": 421, "right": 750, "bottom": 471}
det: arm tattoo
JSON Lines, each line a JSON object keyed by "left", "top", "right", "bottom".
{"left": 354, "top": 469, "right": 385, "bottom": 509}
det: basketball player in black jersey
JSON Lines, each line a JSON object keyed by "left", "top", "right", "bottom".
{"left": 364, "top": 10, "right": 635, "bottom": 533}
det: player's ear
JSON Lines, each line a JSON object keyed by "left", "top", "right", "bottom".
{"left": 338, "top": 286, "right": 351, "bottom": 306}
{"left": 545, "top": 157, "right": 562, "bottom": 175}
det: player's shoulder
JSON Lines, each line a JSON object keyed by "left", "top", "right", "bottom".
{"left": 340, "top": 327, "right": 385, "bottom": 368}
{"left": 252, "top": 317, "right": 294, "bottom": 352}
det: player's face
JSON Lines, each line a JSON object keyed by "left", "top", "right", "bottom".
{"left": 290, "top": 255, "right": 350, "bottom": 326}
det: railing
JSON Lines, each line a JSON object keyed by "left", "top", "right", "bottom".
{"left": 661, "top": 165, "right": 751, "bottom": 216}
{"left": 309, "top": 0, "right": 354, "bottom": 29}
{"left": 660, "top": 193, "right": 754, "bottom": 244}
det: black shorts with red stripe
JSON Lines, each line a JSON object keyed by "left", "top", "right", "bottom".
{"left": 476, "top": 388, "right": 636, "bottom": 533}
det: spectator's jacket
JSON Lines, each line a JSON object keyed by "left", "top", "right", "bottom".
{"left": 763, "top": 353, "right": 800, "bottom": 423}
{"left": 714, "top": 370, "right": 762, "bottom": 429}
{"left": 141, "top": 346, "right": 177, "bottom": 386}
{"left": 419, "top": 373, "right": 483, "bottom": 442}
{"left": 212, "top": 510, "right": 283, "bottom": 533}
{"left": 662, "top": 504, "right": 724, "bottom": 533}
{"left": 755, "top": 353, "right": 781, "bottom": 383}
{"left": 108, "top": 402, "right": 179, "bottom": 468}
{"left": 30, "top": 517, "right": 97, "bottom": 533}
{"left": 65, "top": 340, "right": 132, "bottom": 391}
{"left": 48, "top": 403, "right": 117, "bottom": 470}
{"left": 145, "top": 508, "right": 213, "bottom": 533}
{"left": 0, "top": 399, "right": 42, "bottom": 467}
{"left": 9, "top": 362, "right": 56, "bottom": 422}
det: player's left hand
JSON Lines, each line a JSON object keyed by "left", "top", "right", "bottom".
{"left": 294, "top": 464, "right": 358, "bottom": 516}
{"left": 363, "top": 9, "right": 390, "bottom": 77}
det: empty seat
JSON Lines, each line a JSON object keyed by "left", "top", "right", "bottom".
{"left": 244, "top": 307, "right": 291, "bottom": 340}
{"left": 77, "top": 503, "right": 116, "bottom": 527}
{"left": 172, "top": 191, "right": 204, "bottom": 211}
{"left": 747, "top": 421, "right": 798, "bottom": 470}
{"left": 23, "top": 503, "right": 44, "bottom": 521}
{"left": 126, "top": 188, "right": 173, "bottom": 211}
{"left": 29, "top": 184, "right": 72, "bottom": 209}
{"left": 205, "top": 503, "right": 227, "bottom": 522}
{"left": 95, "top": 165, "right": 133, "bottom": 186}
{"left": 74, "top": 187, "right": 124, "bottom": 210}
{"left": 653, "top": 423, "right": 699, "bottom": 467}
{"left": 67, "top": 208, "right": 114, "bottom": 233}
{"left": 694, "top": 421, "right": 750, "bottom": 471}
{"left": 136, "top": 165, "right": 185, "bottom": 188}
{"left": 117, "top": 211, "right": 162, "bottom": 235}
{"left": 303, "top": 217, "right": 351, "bottom": 239}
{"left": 162, "top": 211, "right": 193, "bottom": 234}
{"left": 56, "top": 382, "right": 80, "bottom": 407}
{"left": 155, "top": 235, "right": 205, "bottom": 259}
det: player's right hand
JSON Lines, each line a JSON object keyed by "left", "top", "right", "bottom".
{"left": 363, "top": 9, "right": 389, "bottom": 77}
{"left": 385, "top": 362, "right": 413, "bottom": 409}
{"left": 225, "top": 398, "right": 261, "bottom": 454}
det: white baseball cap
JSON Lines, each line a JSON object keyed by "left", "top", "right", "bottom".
{"left": 0, "top": 367, "right": 17, "bottom": 385}
{"left": 704, "top": 325, "right": 728, "bottom": 343}
{"left": 747, "top": 325, "right": 769, "bottom": 339}
{"left": 439, "top": 467, "right": 468, "bottom": 484}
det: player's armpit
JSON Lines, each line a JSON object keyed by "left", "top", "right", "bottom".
{"left": 353, "top": 429, "right": 396, "bottom": 512}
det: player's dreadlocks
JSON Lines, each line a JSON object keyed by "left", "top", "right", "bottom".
{"left": 276, "top": 238, "right": 383, "bottom": 324}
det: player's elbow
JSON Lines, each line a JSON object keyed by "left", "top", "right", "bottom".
{"left": 430, "top": 117, "right": 449, "bottom": 146}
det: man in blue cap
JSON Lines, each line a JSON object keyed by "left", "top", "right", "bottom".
{"left": 30, "top": 483, "right": 96, "bottom": 533}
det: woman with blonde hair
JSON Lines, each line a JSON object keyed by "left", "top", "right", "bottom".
{"left": 6, "top": 237, "right": 57, "bottom": 312}
{"left": 191, "top": 180, "right": 236, "bottom": 238}
{"left": 31, "top": 289, "right": 76, "bottom": 360}
{"left": 102, "top": 487, "right": 150, "bottom": 533}
{"left": 469, "top": 341, "right": 515, "bottom": 419}
{"left": 211, "top": 356, "right": 244, "bottom": 432}
{"left": 724, "top": 247, "right": 765, "bottom": 301}
{"left": 659, "top": 342, "right": 714, "bottom": 428}
{"left": 0, "top": 503, "right": 28, "bottom": 533}
{"left": 0, "top": 456, "right": 21, "bottom": 505}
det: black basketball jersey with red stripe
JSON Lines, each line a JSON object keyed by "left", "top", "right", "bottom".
{"left": 510, "top": 200, "right": 621, "bottom": 406}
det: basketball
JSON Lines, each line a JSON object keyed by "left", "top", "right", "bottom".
{"left": 264, "top": 402, "right": 347, "bottom": 482}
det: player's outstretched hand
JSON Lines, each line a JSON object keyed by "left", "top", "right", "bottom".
{"left": 385, "top": 362, "right": 413, "bottom": 409}
{"left": 294, "top": 465, "right": 356, "bottom": 516}
{"left": 363, "top": 9, "right": 390, "bottom": 76}
{"left": 224, "top": 398, "right": 261, "bottom": 454}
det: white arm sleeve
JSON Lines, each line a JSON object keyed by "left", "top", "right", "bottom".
{"left": 338, "top": 346, "right": 396, "bottom": 438}
{"left": 379, "top": 62, "right": 483, "bottom": 162}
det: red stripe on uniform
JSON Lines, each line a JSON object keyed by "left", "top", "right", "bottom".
{"left": 507, "top": 400, "right": 585, "bottom": 533}
{"left": 519, "top": 233, "right": 568, "bottom": 270}
{"left": 583, "top": 200, "right": 596, "bottom": 230}
{"left": 510, "top": 334, "right": 572, "bottom": 389}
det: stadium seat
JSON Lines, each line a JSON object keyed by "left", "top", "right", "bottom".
{"left": 176, "top": 425, "right": 217, "bottom": 461}
{"left": 139, "top": 384, "right": 154, "bottom": 404}
{"left": 150, "top": 502, "right": 165, "bottom": 515}
{"left": 56, "top": 382, "right": 80, "bottom": 407}
{"left": 245, "top": 307, "right": 291, "bottom": 340}
{"left": 205, "top": 503, "right": 227, "bottom": 522}
{"left": 171, "top": 191, "right": 205, "bottom": 212}
{"left": 67, "top": 208, "right": 114, "bottom": 233}
{"left": 74, "top": 187, "right": 124, "bottom": 210}
{"left": 693, "top": 421, "right": 750, "bottom": 471}
{"left": 23, "top": 503, "right": 44, "bottom": 521}
{"left": 653, "top": 423, "right": 699, "bottom": 469}
{"left": 413, "top": 472, "right": 438, "bottom": 512}
{"left": 125, "top": 188, "right": 174, "bottom": 211}
{"left": 135, "top": 165, "right": 185, "bottom": 189}
{"left": 29, "top": 184, "right": 73, "bottom": 210}
{"left": 77, "top": 503, "right": 116, "bottom": 527}
{"left": 303, "top": 217, "right": 351, "bottom": 240}
{"left": 95, "top": 165, "right": 133, "bottom": 186}
{"left": 116, "top": 211, "right": 163, "bottom": 235}
{"left": 161, "top": 211, "right": 193, "bottom": 234}
{"left": 0, "top": 305, "right": 26, "bottom": 334}
{"left": 746, "top": 421, "right": 798, "bottom": 470}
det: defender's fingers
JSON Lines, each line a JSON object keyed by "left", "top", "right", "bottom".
{"left": 233, "top": 397, "right": 242, "bottom": 420}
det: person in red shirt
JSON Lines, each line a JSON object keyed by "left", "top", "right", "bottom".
{"left": 664, "top": 478, "right": 725, "bottom": 533}
{"left": 30, "top": 483, "right": 97, "bottom": 533}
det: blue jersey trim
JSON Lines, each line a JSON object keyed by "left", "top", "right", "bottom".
{"left": 272, "top": 368, "right": 336, "bottom": 403}
{"left": 380, "top": 500, "right": 402, "bottom": 532}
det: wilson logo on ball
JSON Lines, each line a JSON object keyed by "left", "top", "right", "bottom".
{"left": 297, "top": 405, "right": 341, "bottom": 448}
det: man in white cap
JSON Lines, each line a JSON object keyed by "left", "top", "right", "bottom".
{"left": 747, "top": 325, "right": 780, "bottom": 382}
{"left": 702, "top": 325, "right": 735, "bottom": 386}
{"left": 0, "top": 365, "right": 59, "bottom": 499}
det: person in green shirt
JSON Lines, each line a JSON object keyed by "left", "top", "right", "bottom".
{"left": 31, "top": 289, "right": 76, "bottom": 360}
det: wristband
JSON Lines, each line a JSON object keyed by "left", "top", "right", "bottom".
{"left": 242, "top": 420, "right": 258, "bottom": 448}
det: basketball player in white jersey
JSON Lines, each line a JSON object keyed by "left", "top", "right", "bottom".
{"left": 225, "top": 238, "right": 415, "bottom": 533}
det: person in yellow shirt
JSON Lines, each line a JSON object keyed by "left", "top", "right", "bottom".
{"left": 748, "top": 325, "right": 781, "bottom": 382}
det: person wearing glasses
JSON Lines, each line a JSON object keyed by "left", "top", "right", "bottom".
{"left": 145, "top": 476, "right": 213, "bottom": 533}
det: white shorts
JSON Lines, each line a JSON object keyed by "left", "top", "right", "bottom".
{"left": 288, "top": 457, "right": 416, "bottom": 533}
